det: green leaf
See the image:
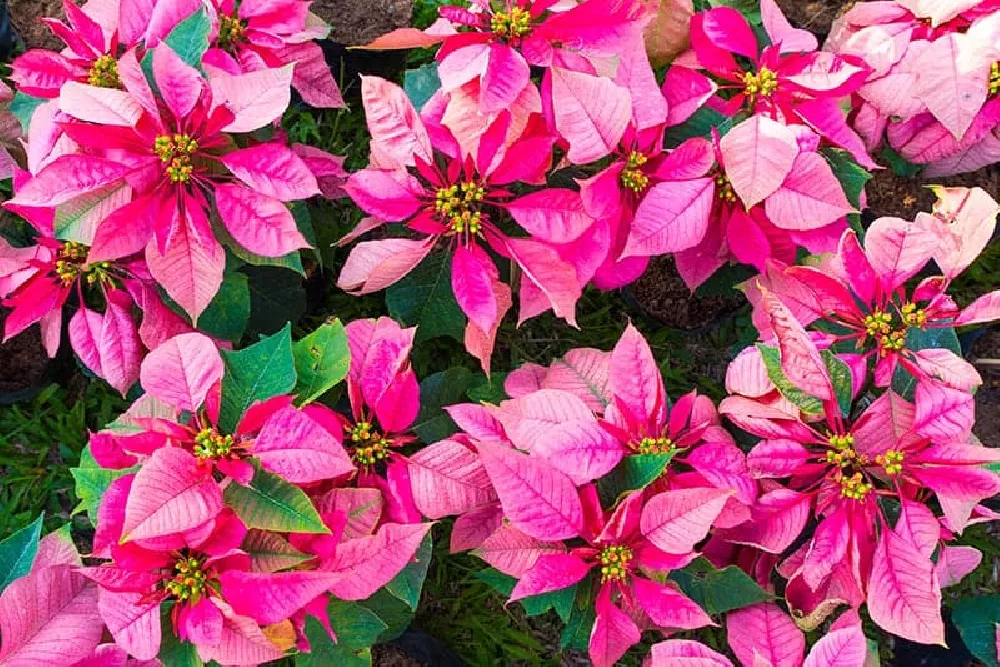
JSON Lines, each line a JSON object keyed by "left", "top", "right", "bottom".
{"left": 757, "top": 344, "right": 824, "bottom": 415}
{"left": 821, "top": 148, "right": 871, "bottom": 210}
{"left": 326, "top": 598, "right": 388, "bottom": 650}
{"left": 240, "top": 529, "right": 311, "bottom": 572}
{"left": 560, "top": 603, "right": 595, "bottom": 651}
{"left": 473, "top": 568, "right": 575, "bottom": 620}
{"left": 822, "top": 350, "right": 853, "bottom": 418}
{"left": 412, "top": 368, "right": 474, "bottom": 443}
{"left": 163, "top": 8, "right": 212, "bottom": 67}
{"left": 158, "top": 603, "right": 204, "bottom": 667}
{"left": 891, "top": 326, "right": 962, "bottom": 400}
{"left": 10, "top": 93, "right": 45, "bottom": 133}
{"left": 244, "top": 266, "right": 307, "bottom": 339}
{"left": 598, "top": 452, "right": 675, "bottom": 507}
{"left": 384, "top": 533, "right": 432, "bottom": 611}
{"left": 404, "top": 63, "right": 441, "bottom": 110}
{"left": 223, "top": 465, "right": 328, "bottom": 534}
{"left": 387, "top": 248, "right": 466, "bottom": 344}
{"left": 953, "top": 596, "right": 1000, "bottom": 667}
{"left": 665, "top": 106, "right": 732, "bottom": 145}
{"left": 219, "top": 323, "right": 296, "bottom": 432}
{"left": 197, "top": 271, "right": 251, "bottom": 342}
{"left": 217, "top": 221, "right": 306, "bottom": 275}
{"left": 467, "top": 372, "right": 509, "bottom": 404}
{"left": 358, "top": 589, "right": 415, "bottom": 643}
{"left": 53, "top": 183, "right": 129, "bottom": 242}
{"left": 0, "top": 515, "right": 43, "bottom": 593}
{"left": 879, "top": 146, "right": 924, "bottom": 179}
{"left": 866, "top": 638, "right": 881, "bottom": 667}
{"left": 669, "top": 557, "right": 772, "bottom": 615}
{"left": 292, "top": 319, "right": 350, "bottom": 405}
{"left": 71, "top": 446, "right": 139, "bottom": 526}
{"left": 297, "top": 617, "right": 372, "bottom": 667}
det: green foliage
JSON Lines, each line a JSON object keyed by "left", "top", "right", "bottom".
{"left": 244, "top": 266, "right": 308, "bottom": 339}
{"left": 404, "top": 64, "right": 441, "bottom": 110}
{"left": 952, "top": 596, "right": 1000, "bottom": 667}
{"left": 823, "top": 350, "right": 854, "bottom": 418}
{"left": 0, "top": 514, "right": 42, "bottom": 593}
{"left": 669, "top": 557, "right": 773, "bottom": 615}
{"left": 223, "top": 464, "right": 329, "bottom": 534}
{"left": 822, "top": 148, "right": 872, "bottom": 210}
{"left": 10, "top": 92, "right": 44, "bottom": 133}
{"left": 385, "top": 533, "right": 433, "bottom": 610}
{"left": 219, "top": 324, "right": 297, "bottom": 432}
{"left": 475, "top": 567, "right": 578, "bottom": 622}
{"left": 71, "top": 446, "right": 138, "bottom": 526}
{"left": 757, "top": 344, "right": 824, "bottom": 414}
{"left": 412, "top": 367, "right": 474, "bottom": 442}
{"left": 598, "top": 453, "right": 676, "bottom": 507}
{"left": 292, "top": 319, "right": 350, "bottom": 404}
{"left": 198, "top": 270, "right": 252, "bottom": 342}
{"left": 296, "top": 598, "right": 390, "bottom": 666}
{"left": 387, "top": 248, "right": 467, "bottom": 344}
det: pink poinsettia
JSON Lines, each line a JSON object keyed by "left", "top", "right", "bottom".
{"left": 725, "top": 604, "right": 871, "bottom": 667}
{"left": 827, "top": 0, "right": 1000, "bottom": 175}
{"left": 340, "top": 76, "right": 590, "bottom": 370}
{"left": 7, "top": 43, "right": 325, "bottom": 320}
{"left": 746, "top": 187, "right": 1000, "bottom": 390}
{"left": 91, "top": 332, "right": 356, "bottom": 487}
{"left": 667, "top": 117, "right": 852, "bottom": 290}
{"left": 721, "top": 290, "right": 1000, "bottom": 643}
{"left": 679, "top": 0, "right": 874, "bottom": 168}
{"left": 197, "top": 0, "right": 345, "bottom": 108}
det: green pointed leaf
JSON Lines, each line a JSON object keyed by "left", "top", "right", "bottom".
{"left": 892, "top": 326, "right": 962, "bottom": 400}
{"left": 598, "top": 452, "right": 675, "bottom": 507}
{"left": 53, "top": 183, "right": 130, "bottom": 242}
{"left": 71, "top": 446, "right": 139, "bottom": 526}
{"left": 757, "top": 344, "right": 824, "bottom": 415}
{"left": 223, "top": 465, "right": 328, "bottom": 534}
{"left": 879, "top": 145, "right": 923, "bottom": 179}
{"left": 219, "top": 323, "right": 296, "bottom": 432}
{"left": 11, "top": 93, "right": 45, "bottom": 133}
{"left": 244, "top": 266, "right": 307, "bottom": 339}
{"left": 240, "top": 529, "right": 311, "bottom": 572}
{"left": 467, "top": 372, "right": 509, "bottom": 404}
{"left": 560, "top": 603, "right": 595, "bottom": 651}
{"left": 953, "top": 596, "right": 1000, "bottom": 667}
{"left": 158, "top": 603, "right": 204, "bottom": 667}
{"left": 669, "top": 557, "right": 773, "bottom": 615}
{"left": 387, "top": 248, "right": 466, "bottom": 344}
{"left": 384, "top": 533, "right": 432, "bottom": 611}
{"left": 473, "top": 568, "right": 576, "bottom": 620}
{"left": 297, "top": 617, "right": 372, "bottom": 667}
{"left": 822, "top": 350, "right": 854, "bottom": 418}
{"left": 412, "top": 368, "right": 473, "bottom": 443}
{"left": 0, "top": 515, "right": 43, "bottom": 593}
{"left": 404, "top": 63, "right": 441, "bottom": 111}
{"left": 326, "top": 598, "right": 388, "bottom": 650}
{"left": 163, "top": 8, "right": 212, "bottom": 67}
{"left": 293, "top": 319, "right": 350, "bottom": 405}
{"left": 358, "top": 589, "right": 415, "bottom": 643}
{"left": 821, "top": 148, "right": 871, "bottom": 210}
{"left": 665, "top": 106, "right": 733, "bottom": 145}
{"left": 198, "top": 270, "right": 251, "bottom": 342}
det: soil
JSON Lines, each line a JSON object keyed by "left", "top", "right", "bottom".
{"left": 970, "top": 328, "right": 1000, "bottom": 445}
{"left": 9, "top": 0, "right": 64, "bottom": 51}
{"left": 775, "top": 0, "right": 852, "bottom": 38}
{"left": 311, "top": 0, "right": 413, "bottom": 46}
{"left": 866, "top": 165, "right": 1000, "bottom": 221}
{"left": 630, "top": 256, "right": 747, "bottom": 331}
{"left": 372, "top": 645, "right": 425, "bottom": 667}
{"left": 0, "top": 314, "right": 49, "bottom": 396}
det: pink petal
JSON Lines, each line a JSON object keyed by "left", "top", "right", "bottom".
{"left": 452, "top": 244, "right": 499, "bottom": 334}
{"left": 632, "top": 578, "right": 713, "bottom": 630}
{"left": 913, "top": 381, "right": 974, "bottom": 441}
{"left": 760, "top": 289, "right": 835, "bottom": 402}
{"left": 121, "top": 447, "right": 223, "bottom": 542}
{"left": 507, "top": 189, "right": 593, "bottom": 245}
{"left": 360, "top": 76, "right": 433, "bottom": 170}
{"left": 623, "top": 177, "right": 714, "bottom": 256}
{"left": 727, "top": 603, "right": 805, "bottom": 667}
{"left": 955, "top": 289, "right": 1000, "bottom": 326}
{"left": 663, "top": 66, "right": 718, "bottom": 127}
{"left": 221, "top": 144, "right": 320, "bottom": 202}
{"left": 760, "top": 0, "right": 818, "bottom": 52}
{"left": 720, "top": 488, "right": 812, "bottom": 554}
{"left": 337, "top": 238, "right": 435, "bottom": 295}
{"left": 211, "top": 65, "right": 294, "bottom": 133}
{"left": 215, "top": 183, "right": 311, "bottom": 257}
{"left": 504, "top": 237, "right": 582, "bottom": 327}
{"left": 610, "top": 322, "right": 666, "bottom": 427}
{"left": 321, "top": 523, "right": 433, "bottom": 600}
{"left": 145, "top": 215, "right": 224, "bottom": 323}
{"left": 864, "top": 216, "right": 938, "bottom": 293}
{"left": 152, "top": 45, "right": 203, "bottom": 120}
{"left": 473, "top": 524, "right": 564, "bottom": 577}
{"left": 480, "top": 43, "right": 532, "bottom": 114}
{"left": 935, "top": 546, "right": 982, "bottom": 588}
{"left": 590, "top": 584, "right": 641, "bottom": 667}
{"left": 253, "top": 407, "right": 355, "bottom": 484}
{"left": 139, "top": 332, "right": 222, "bottom": 412}
{"left": 408, "top": 439, "right": 497, "bottom": 520}
{"left": 640, "top": 488, "right": 733, "bottom": 554}
{"left": 867, "top": 530, "right": 946, "bottom": 645}
{"left": 648, "top": 640, "right": 733, "bottom": 666}
{"left": 58, "top": 83, "right": 143, "bottom": 127}
{"left": 720, "top": 116, "right": 800, "bottom": 208}
{"left": 96, "top": 589, "right": 162, "bottom": 661}
{"left": 549, "top": 67, "right": 631, "bottom": 164}
{"left": 98, "top": 290, "right": 142, "bottom": 396}
{"left": 802, "top": 624, "right": 867, "bottom": 667}
{"left": 509, "top": 553, "right": 591, "bottom": 601}
{"left": 747, "top": 439, "right": 812, "bottom": 478}
{"left": 765, "top": 152, "right": 855, "bottom": 231}
{"left": 219, "top": 570, "right": 345, "bottom": 625}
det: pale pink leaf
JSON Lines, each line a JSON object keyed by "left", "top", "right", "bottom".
{"left": 253, "top": 407, "right": 355, "bottom": 484}
{"left": 727, "top": 603, "right": 805, "bottom": 667}
{"left": 321, "top": 523, "right": 433, "bottom": 600}
{"left": 719, "top": 116, "right": 800, "bottom": 208}
{"left": 408, "top": 439, "right": 497, "bottom": 519}
{"left": 139, "top": 332, "right": 222, "bottom": 411}
{"left": 640, "top": 488, "right": 732, "bottom": 554}
{"left": 549, "top": 67, "right": 631, "bottom": 164}
{"left": 867, "top": 530, "right": 945, "bottom": 645}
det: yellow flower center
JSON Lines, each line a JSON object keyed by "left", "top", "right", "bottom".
{"left": 193, "top": 428, "right": 234, "bottom": 460}
{"left": 863, "top": 310, "right": 893, "bottom": 336}
{"left": 901, "top": 302, "right": 927, "bottom": 328}
{"left": 164, "top": 556, "right": 213, "bottom": 604}
{"left": 838, "top": 471, "right": 872, "bottom": 501}
{"left": 491, "top": 7, "right": 532, "bottom": 39}
{"left": 743, "top": 67, "right": 778, "bottom": 99}
{"left": 715, "top": 173, "right": 737, "bottom": 203}
{"left": 350, "top": 421, "right": 392, "bottom": 465}
{"left": 620, "top": 152, "right": 650, "bottom": 194}
{"left": 875, "top": 449, "right": 905, "bottom": 475}
{"left": 435, "top": 182, "right": 485, "bottom": 235}
{"left": 53, "top": 241, "right": 114, "bottom": 287}
{"left": 218, "top": 14, "right": 247, "bottom": 51}
{"left": 634, "top": 436, "right": 674, "bottom": 455}
{"left": 599, "top": 544, "right": 633, "bottom": 583}
{"left": 154, "top": 134, "right": 199, "bottom": 183}
{"left": 88, "top": 55, "right": 120, "bottom": 88}
{"left": 990, "top": 63, "right": 1000, "bottom": 97}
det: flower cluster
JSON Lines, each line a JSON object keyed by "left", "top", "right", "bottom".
{"left": 827, "top": 0, "right": 1000, "bottom": 175}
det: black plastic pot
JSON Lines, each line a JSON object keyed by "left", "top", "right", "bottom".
{"left": 385, "top": 628, "right": 465, "bottom": 667}
{"left": 890, "top": 610, "right": 976, "bottom": 666}
{"left": 0, "top": 0, "right": 20, "bottom": 63}
{"left": 309, "top": 39, "right": 409, "bottom": 103}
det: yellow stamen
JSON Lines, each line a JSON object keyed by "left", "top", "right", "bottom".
{"left": 633, "top": 436, "right": 674, "bottom": 455}
{"left": 743, "top": 67, "right": 778, "bottom": 100}
{"left": 218, "top": 14, "right": 247, "bottom": 51}
{"left": 436, "top": 182, "right": 485, "bottom": 235}
{"left": 154, "top": 134, "right": 199, "bottom": 183}
{"left": 87, "top": 54, "right": 120, "bottom": 88}
{"left": 875, "top": 449, "right": 904, "bottom": 475}
{"left": 350, "top": 421, "right": 392, "bottom": 465}
{"left": 598, "top": 544, "right": 633, "bottom": 583}
{"left": 989, "top": 62, "right": 1000, "bottom": 97}
{"left": 715, "top": 174, "right": 737, "bottom": 203}
{"left": 193, "top": 428, "right": 234, "bottom": 460}
{"left": 491, "top": 7, "right": 531, "bottom": 39}
{"left": 620, "top": 151, "right": 649, "bottom": 193}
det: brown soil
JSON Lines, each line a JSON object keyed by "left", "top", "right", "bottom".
{"left": 631, "top": 256, "right": 747, "bottom": 331}
{"left": 372, "top": 645, "right": 425, "bottom": 667}
{"left": 311, "top": 0, "right": 413, "bottom": 46}
{"left": 0, "top": 314, "right": 49, "bottom": 395}
{"left": 970, "top": 328, "right": 1000, "bottom": 445}
{"left": 774, "top": 0, "right": 853, "bottom": 37}
{"left": 9, "top": 0, "right": 64, "bottom": 51}
{"left": 866, "top": 165, "right": 1000, "bottom": 221}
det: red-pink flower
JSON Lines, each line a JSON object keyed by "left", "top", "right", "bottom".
{"left": 340, "top": 76, "right": 589, "bottom": 370}
{"left": 681, "top": 0, "right": 874, "bottom": 167}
